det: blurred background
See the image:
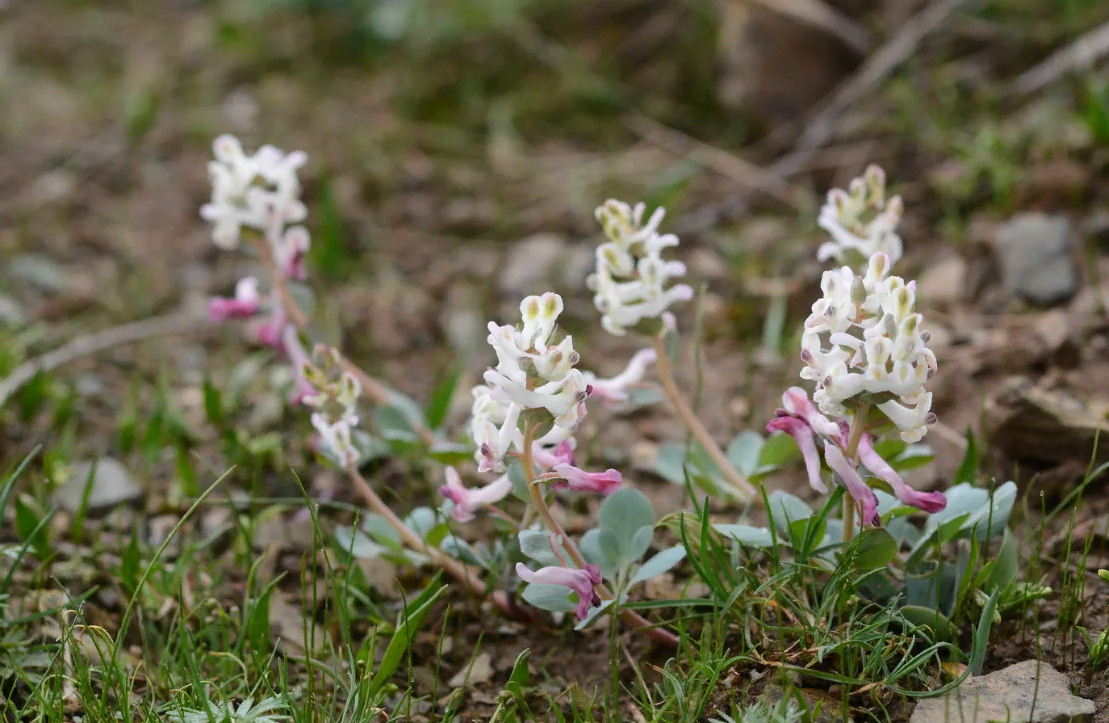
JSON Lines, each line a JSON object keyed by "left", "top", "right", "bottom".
{"left": 2, "top": 0, "right": 1109, "bottom": 504}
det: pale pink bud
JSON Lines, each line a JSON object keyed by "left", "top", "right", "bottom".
{"left": 515, "top": 562, "right": 602, "bottom": 620}
{"left": 857, "top": 435, "right": 946, "bottom": 513}
{"left": 549, "top": 464, "right": 622, "bottom": 495}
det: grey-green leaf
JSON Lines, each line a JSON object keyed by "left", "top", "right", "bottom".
{"left": 520, "top": 583, "right": 578, "bottom": 613}
{"left": 518, "top": 528, "right": 568, "bottom": 567}
{"left": 580, "top": 528, "right": 619, "bottom": 579}
{"left": 404, "top": 507, "right": 438, "bottom": 540}
{"left": 599, "top": 488, "right": 655, "bottom": 555}
{"left": 598, "top": 528, "right": 623, "bottom": 568}
{"left": 713, "top": 523, "right": 776, "bottom": 548}
{"left": 628, "top": 546, "right": 686, "bottom": 587}
{"left": 334, "top": 525, "right": 387, "bottom": 558}
{"left": 654, "top": 441, "right": 689, "bottom": 485}
{"left": 627, "top": 525, "right": 653, "bottom": 563}
{"left": 726, "top": 431, "right": 764, "bottom": 476}
{"left": 767, "top": 490, "right": 813, "bottom": 536}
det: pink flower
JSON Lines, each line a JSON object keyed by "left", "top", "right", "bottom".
{"left": 276, "top": 226, "right": 310, "bottom": 280}
{"left": 548, "top": 464, "right": 622, "bottom": 494}
{"left": 857, "top": 434, "right": 946, "bottom": 513}
{"left": 289, "top": 375, "right": 317, "bottom": 406}
{"left": 515, "top": 562, "right": 603, "bottom": 619}
{"left": 766, "top": 415, "right": 827, "bottom": 493}
{"left": 532, "top": 440, "right": 575, "bottom": 469}
{"left": 586, "top": 349, "right": 658, "bottom": 405}
{"left": 780, "top": 387, "right": 840, "bottom": 437}
{"left": 208, "top": 277, "right": 260, "bottom": 321}
{"left": 823, "top": 440, "right": 880, "bottom": 527}
{"left": 765, "top": 387, "right": 840, "bottom": 493}
{"left": 439, "top": 467, "right": 512, "bottom": 522}
{"left": 254, "top": 306, "right": 288, "bottom": 350}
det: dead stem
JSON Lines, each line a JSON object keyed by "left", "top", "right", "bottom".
{"left": 521, "top": 423, "right": 680, "bottom": 647}
{"left": 650, "top": 335, "right": 758, "bottom": 504}
{"left": 345, "top": 463, "right": 486, "bottom": 596}
{"left": 247, "top": 234, "right": 437, "bottom": 446}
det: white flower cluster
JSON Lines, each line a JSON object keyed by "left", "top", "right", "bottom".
{"left": 200, "top": 134, "right": 310, "bottom": 261}
{"left": 801, "top": 251, "right": 937, "bottom": 442}
{"left": 587, "top": 200, "right": 693, "bottom": 336}
{"left": 471, "top": 292, "right": 590, "bottom": 473}
{"left": 817, "top": 165, "right": 904, "bottom": 267}
{"left": 306, "top": 366, "right": 362, "bottom": 467}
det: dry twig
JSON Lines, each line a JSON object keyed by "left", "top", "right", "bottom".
{"left": 625, "top": 114, "right": 811, "bottom": 210}
{"left": 772, "top": 0, "right": 969, "bottom": 177}
{"left": 0, "top": 312, "right": 213, "bottom": 410}
{"left": 1014, "top": 20, "right": 1109, "bottom": 95}
{"left": 751, "top": 0, "right": 873, "bottom": 55}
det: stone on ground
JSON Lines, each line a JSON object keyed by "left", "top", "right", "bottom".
{"left": 994, "top": 213, "right": 1079, "bottom": 306}
{"left": 910, "top": 660, "right": 1095, "bottom": 723}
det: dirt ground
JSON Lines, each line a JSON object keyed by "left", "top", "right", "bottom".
{"left": 3, "top": 0, "right": 1109, "bottom": 720}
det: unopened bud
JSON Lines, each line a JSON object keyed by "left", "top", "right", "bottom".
{"left": 522, "top": 296, "right": 540, "bottom": 321}
{"left": 851, "top": 276, "right": 867, "bottom": 304}
{"left": 925, "top": 413, "right": 938, "bottom": 425}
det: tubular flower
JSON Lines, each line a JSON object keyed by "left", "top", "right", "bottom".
{"left": 200, "top": 134, "right": 308, "bottom": 250}
{"left": 766, "top": 415, "right": 826, "bottom": 494}
{"left": 208, "top": 277, "right": 261, "bottom": 321}
{"left": 765, "top": 387, "right": 842, "bottom": 494}
{"left": 303, "top": 350, "right": 361, "bottom": 465}
{"left": 548, "top": 464, "right": 622, "bottom": 494}
{"left": 469, "top": 292, "right": 592, "bottom": 472}
{"left": 439, "top": 467, "right": 513, "bottom": 523}
{"left": 515, "top": 562, "right": 603, "bottom": 620}
{"left": 857, "top": 435, "right": 946, "bottom": 513}
{"left": 588, "top": 200, "right": 693, "bottom": 336}
{"left": 823, "top": 440, "right": 880, "bottom": 527}
{"left": 801, "top": 252, "right": 937, "bottom": 442}
{"left": 582, "top": 348, "right": 658, "bottom": 405}
{"left": 817, "top": 165, "right": 904, "bottom": 267}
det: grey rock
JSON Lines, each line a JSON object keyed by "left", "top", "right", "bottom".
{"left": 758, "top": 683, "right": 851, "bottom": 723}
{"left": 447, "top": 651, "right": 494, "bottom": 687}
{"left": 53, "top": 458, "right": 143, "bottom": 512}
{"left": 74, "top": 374, "right": 109, "bottom": 398}
{"left": 498, "top": 233, "right": 593, "bottom": 296}
{"left": 6, "top": 254, "right": 70, "bottom": 294}
{"left": 440, "top": 284, "right": 486, "bottom": 356}
{"left": 558, "top": 243, "right": 597, "bottom": 292}
{"left": 0, "top": 294, "right": 24, "bottom": 325}
{"left": 995, "top": 213, "right": 1079, "bottom": 306}
{"left": 910, "top": 660, "right": 1094, "bottom": 723}
{"left": 919, "top": 255, "right": 967, "bottom": 306}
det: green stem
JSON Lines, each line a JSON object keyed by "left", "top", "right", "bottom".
{"left": 521, "top": 422, "right": 678, "bottom": 647}
{"left": 841, "top": 404, "right": 871, "bottom": 544}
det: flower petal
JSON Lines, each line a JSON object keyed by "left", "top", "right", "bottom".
{"left": 439, "top": 468, "right": 512, "bottom": 522}
{"left": 766, "top": 415, "right": 827, "bottom": 493}
{"left": 549, "top": 464, "right": 622, "bottom": 494}
{"left": 857, "top": 435, "right": 946, "bottom": 513}
{"left": 823, "top": 440, "right": 880, "bottom": 527}
{"left": 515, "top": 562, "right": 601, "bottom": 620}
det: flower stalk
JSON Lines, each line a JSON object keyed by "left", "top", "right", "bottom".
{"left": 840, "top": 403, "right": 870, "bottom": 544}
{"left": 651, "top": 335, "right": 757, "bottom": 503}
{"left": 521, "top": 422, "right": 679, "bottom": 647}
{"left": 765, "top": 165, "right": 947, "bottom": 536}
